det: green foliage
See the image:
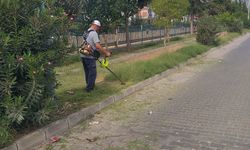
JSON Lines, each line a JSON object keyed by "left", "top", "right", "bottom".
{"left": 0, "top": 116, "right": 12, "bottom": 148}
{"left": 0, "top": 0, "right": 69, "bottom": 147}
{"left": 55, "top": 0, "right": 82, "bottom": 15}
{"left": 203, "top": 0, "right": 247, "bottom": 16}
{"left": 187, "top": 0, "right": 248, "bottom": 36}
{"left": 79, "top": 0, "right": 150, "bottom": 33}
{"left": 152, "top": 0, "right": 189, "bottom": 46}
{"left": 216, "top": 12, "right": 243, "bottom": 33}
{"left": 188, "top": 0, "right": 205, "bottom": 16}
{"left": 76, "top": 0, "right": 149, "bottom": 49}
{"left": 81, "top": 0, "right": 122, "bottom": 33}
{"left": 243, "top": 18, "right": 250, "bottom": 28}
{"left": 170, "top": 36, "right": 183, "bottom": 42}
{"left": 152, "top": 0, "right": 189, "bottom": 28}
{"left": 196, "top": 16, "right": 221, "bottom": 45}
{"left": 0, "top": 125, "right": 12, "bottom": 148}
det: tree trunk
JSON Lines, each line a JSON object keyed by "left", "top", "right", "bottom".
{"left": 103, "top": 34, "right": 108, "bottom": 49}
{"left": 164, "top": 27, "right": 170, "bottom": 46}
{"left": 190, "top": 15, "right": 194, "bottom": 35}
{"left": 167, "top": 27, "right": 170, "bottom": 43}
{"left": 125, "top": 15, "right": 131, "bottom": 51}
{"left": 115, "top": 27, "right": 119, "bottom": 48}
{"left": 164, "top": 27, "right": 167, "bottom": 47}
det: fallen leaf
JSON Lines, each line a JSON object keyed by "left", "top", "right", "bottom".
{"left": 50, "top": 136, "right": 60, "bottom": 143}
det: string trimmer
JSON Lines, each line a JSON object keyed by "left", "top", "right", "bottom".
{"left": 79, "top": 48, "right": 125, "bottom": 85}
{"left": 97, "top": 57, "right": 126, "bottom": 85}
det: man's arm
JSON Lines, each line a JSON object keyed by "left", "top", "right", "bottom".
{"left": 96, "top": 43, "right": 111, "bottom": 57}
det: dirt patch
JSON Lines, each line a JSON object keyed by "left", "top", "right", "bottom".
{"left": 111, "top": 38, "right": 195, "bottom": 64}
{"left": 127, "top": 44, "right": 185, "bottom": 62}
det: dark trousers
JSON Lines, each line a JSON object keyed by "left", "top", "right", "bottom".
{"left": 81, "top": 57, "right": 97, "bottom": 91}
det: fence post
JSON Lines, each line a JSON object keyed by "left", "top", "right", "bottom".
{"left": 173, "top": 27, "right": 175, "bottom": 37}
{"left": 151, "top": 28, "right": 153, "bottom": 42}
{"left": 141, "top": 25, "right": 143, "bottom": 45}
{"left": 160, "top": 29, "right": 161, "bottom": 40}
{"left": 76, "top": 36, "right": 79, "bottom": 47}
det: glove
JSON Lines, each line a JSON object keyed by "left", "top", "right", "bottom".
{"left": 101, "top": 58, "right": 109, "bottom": 68}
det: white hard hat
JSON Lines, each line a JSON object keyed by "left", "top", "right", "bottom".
{"left": 92, "top": 20, "right": 101, "bottom": 27}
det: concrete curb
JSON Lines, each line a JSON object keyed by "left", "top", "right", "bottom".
{"left": 2, "top": 34, "right": 247, "bottom": 150}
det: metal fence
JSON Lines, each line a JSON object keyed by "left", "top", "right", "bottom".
{"left": 68, "top": 25, "right": 191, "bottom": 48}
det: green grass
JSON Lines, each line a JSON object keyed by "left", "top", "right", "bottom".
{"left": 217, "top": 29, "right": 250, "bottom": 45}
{"left": 217, "top": 32, "right": 241, "bottom": 45}
{"left": 105, "top": 44, "right": 210, "bottom": 83}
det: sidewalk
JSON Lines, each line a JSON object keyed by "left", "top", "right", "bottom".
{"left": 36, "top": 34, "right": 250, "bottom": 150}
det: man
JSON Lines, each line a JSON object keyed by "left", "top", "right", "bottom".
{"left": 80, "top": 20, "right": 111, "bottom": 92}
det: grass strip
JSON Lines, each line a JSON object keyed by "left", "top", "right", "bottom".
{"left": 105, "top": 44, "right": 210, "bottom": 83}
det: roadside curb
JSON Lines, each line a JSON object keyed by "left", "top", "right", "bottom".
{"left": 2, "top": 34, "right": 248, "bottom": 150}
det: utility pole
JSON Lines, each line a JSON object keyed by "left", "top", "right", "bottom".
{"left": 248, "top": 7, "right": 249, "bottom": 20}
{"left": 247, "top": 0, "right": 250, "bottom": 20}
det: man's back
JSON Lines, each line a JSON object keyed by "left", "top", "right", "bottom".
{"left": 81, "top": 28, "right": 100, "bottom": 58}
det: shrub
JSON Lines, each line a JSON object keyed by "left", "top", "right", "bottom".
{"left": 0, "top": 118, "right": 12, "bottom": 148}
{"left": 242, "top": 16, "right": 250, "bottom": 29}
{"left": 196, "top": 16, "right": 221, "bottom": 45}
{"left": 0, "top": 0, "right": 69, "bottom": 147}
{"left": 170, "top": 36, "right": 183, "bottom": 41}
{"left": 216, "top": 12, "right": 243, "bottom": 33}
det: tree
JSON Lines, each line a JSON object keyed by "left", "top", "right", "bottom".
{"left": 152, "top": 0, "right": 189, "bottom": 46}
{"left": 188, "top": 0, "right": 206, "bottom": 34}
{"left": 55, "top": 0, "right": 82, "bottom": 16}
{"left": 117, "top": 0, "right": 138, "bottom": 50}
{"left": 203, "top": 0, "right": 247, "bottom": 16}
{"left": 114, "top": 0, "right": 150, "bottom": 50}
{"left": 80, "top": 0, "right": 122, "bottom": 48}
{"left": 79, "top": 0, "right": 149, "bottom": 50}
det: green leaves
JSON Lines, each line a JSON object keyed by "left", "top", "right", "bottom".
{"left": 196, "top": 16, "right": 220, "bottom": 45}
{"left": 216, "top": 12, "right": 243, "bottom": 33}
{"left": 0, "top": 123, "right": 12, "bottom": 148}
{"left": 0, "top": 1, "right": 67, "bottom": 146}
{"left": 152, "top": 0, "right": 189, "bottom": 28}
{"left": 80, "top": 0, "right": 123, "bottom": 33}
{"left": 0, "top": 55, "right": 17, "bottom": 98}
{"left": 3, "top": 96, "right": 26, "bottom": 125}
